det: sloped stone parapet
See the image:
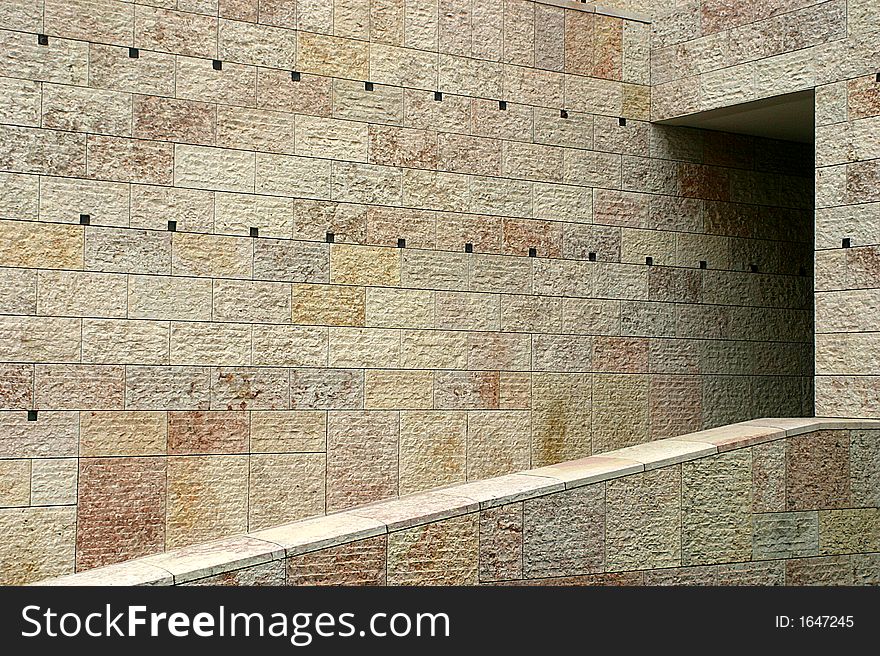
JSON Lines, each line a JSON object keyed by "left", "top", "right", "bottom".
{"left": 36, "top": 417, "right": 880, "bottom": 586}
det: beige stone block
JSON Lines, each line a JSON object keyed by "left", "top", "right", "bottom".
{"left": 851, "top": 430, "right": 880, "bottom": 506}
{"left": 404, "top": 88, "right": 470, "bottom": 133}
{"left": 0, "top": 506, "right": 76, "bottom": 584}
{"left": 532, "top": 333, "right": 593, "bottom": 373}
{"left": 401, "top": 169, "right": 470, "bottom": 213}
{"left": 561, "top": 298, "right": 620, "bottom": 336}
{"left": 175, "top": 56, "right": 256, "bottom": 106}
{"left": 89, "top": 43, "right": 174, "bottom": 96}
{"left": 290, "top": 368, "right": 364, "bottom": 410}
{"left": 369, "top": 42, "right": 438, "bottom": 89}
{"left": 294, "top": 198, "right": 367, "bottom": 244}
{"left": 501, "top": 295, "right": 562, "bottom": 333}
{"left": 252, "top": 324, "right": 327, "bottom": 367}
{"left": 331, "top": 161, "right": 401, "bottom": 205}
{"left": 248, "top": 453, "right": 325, "bottom": 531}
{"left": 215, "top": 193, "right": 294, "bottom": 239}
{"left": 467, "top": 332, "right": 531, "bottom": 371}
{"left": 298, "top": 32, "right": 369, "bottom": 79}
{"left": 534, "top": 108, "right": 593, "bottom": 149}
{"left": 401, "top": 250, "right": 468, "bottom": 291}
{"left": 503, "top": 141, "right": 563, "bottom": 183}
{"left": 0, "top": 77, "right": 40, "bottom": 127}
{"left": 0, "top": 316, "right": 81, "bottom": 364}
{"left": 400, "top": 329, "right": 467, "bottom": 369}
{"left": 170, "top": 322, "right": 251, "bottom": 366}
{"left": 172, "top": 233, "right": 252, "bottom": 279}
{"left": 592, "top": 374, "right": 650, "bottom": 453}
{"left": 34, "top": 364, "right": 124, "bottom": 410}
{"left": 166, "top": 455, "right": 249, "bottom": 549}
{"left": 819, "top": 508, "right": 880, "bottom": 555}
{"left": 257, "top": 68, "right": 331, "bottom": 117}
{"left": 334, "top": 0, "right": 370, "bottom": 38}
{"left": 0, "top": 459, "right": 30, "bottom": 508}
{"left": 37, "top": 270, "right": 126, "bottom": 318}
{"left": 250, "top": 411, "right": 326, "bottom": 453}
{"left": 41, "top": 83, "right": 131, "bottom": 137}
{"left": 218, "top": 17, "right": 296, "bottom": 68}
{"left": 566, "top": 75, "right": 623, "bottom": 115}
{"left": 82, "top": 318, "right": 168, "bottom": 365}
{"left": 45, "top": 0, "right": 133, "bottom": 44}
{"left": 0, "top": 268, "right": 36, "bottom": 316}
{"left": 124, "top": 365, "right": 211, "bottom": 411}
{"left": 531, "top": 372, "right": 592, "bottom": 467}
{"left": 470, "top": 176, "right": 532, "bottom": 218}
{"left": 30, "top": 458, "right": 77, "bottom": 505}
{"left": 479, "top": 502, "right": 522, "bottom": 582}
{"left": 365, "top": 370, "right": 433, "bottom": 409}
{"left": 333, "top": 78, "right": 403, "bottom": 124}
{"left": 290, "top": 283, "right": 364, "bottom": 328}
{"left": 367, "top": 205, "right": 436, "bottom": 248}
{"left": 399, "top": 411, "right": 467, "bottom": 495}
{"left": 366, "top": 288, "right": 433, "bottom": 329}
{"left": 80, "top": 411, "right": 166, "bottom": 457}
{"left": 254, "top": 239, "right": 328, "bottom": 283}
{"left": 435, "top": 291, "right": 499, "bottom": 331}
{"left": 132, "top": 6, "right": 214, "bottom": 57}
{"left": 213, "top": 279, "right": 291, "bottom": 324}
{"left": 256, "top": 153, "right": 332, "bottom": 199}
{"left": 128, "top": 275, "right": 212, "bottom": 321}
{"left": 0, "top": 412, "right": 78, "bottom": 459}
{"left": 174, "top": 144, "right": 254, "bottom": 193}
{"left": 0, "top": 0, "right": 42, "bottom": 32}
{"left": 39, "top": 177, "right": 129, "bottom": 227}
{"left": 0, "top": 172, "right": 39, "bottom": 221}
{"left": 606, "top": 467, "right": 681, "bottom": 571}
{"left": 467, "top": 411, "right": 531, "bottom": 480}
{"left": 216, "top": 105, "right": 296, "bottom": 154}
{"left": 210, "top": 367, "right": 286, "bottom": 411}
{"left": 130, "top": 185, "right": 214, "bottom": 233}
{"left": 434, "top": 371, "right": 499, "bottom": 410}
{"left": 455, "top": 472, "right": 563, "bottom": 509}
{"left": 330, "top": 244, "right": 400, "bottom": 286}
{"left": 387, "top": 514, "right": 478, "bottom": 585}
{"left": 85, "top": 227, "right": 170, "bottom": 275}
{"left": 296, "top": 115, "right": 369, "bottom": 162}
{"left": 329, "top": 327, "right": 400, "bottom": 368}
{"left": 327, "top": 410, "right": 398, "bottom": 510}
{"left": 681, "top": 449, "right": 752, "bottom": 566}
{"left": 0, "top": 125, "right": 85, "bottom": 177}
{"left": 503, "top": 63, "right": 563, "bottom": 106}
{"left": 439, "top": 53, "right": 502, "bottom": 98}
{"left": 438, "top": 133, "right": 502, "bottom": 176}
{"left": 0, "top": 30, "right": 88, "bottom": 86}
{"left": 468, "top": 254, "right": 531, "bottom": 294}
{"left": 86, "top": 135, "right": 172, "bottom": 185}
{"left": 752, "top": 511, "right": 819, "bottom": 560}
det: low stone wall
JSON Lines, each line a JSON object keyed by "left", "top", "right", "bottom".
{"left": 38, "top": 417, "right": 880, "bottom": 586}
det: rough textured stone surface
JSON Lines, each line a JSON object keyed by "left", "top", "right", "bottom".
{"left": 786, "top": 431, "right": 851, "bottom": 511}
{"left": 399, "top": 411, "right": 467, "bottom": 494}
{"left": 479, "top": 504, "right": 523, "bottom": 582}
{"left": 287, "top": 536, "right": 386, "bottom": 586}
{"left": 752, "top": 512, "right": 819, "bottom": 560}
{"left": 387, "top": 515, "right": 479, "bottom": 585}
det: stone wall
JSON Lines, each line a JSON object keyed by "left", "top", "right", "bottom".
{"left": 649, "top": 0, "right": 880, "bottom": 419}
{"left": 0, "top": 0, "right": 814, "bottom": 584}
{"left": 39, "top": 418, "right": 880, "bottom": 586}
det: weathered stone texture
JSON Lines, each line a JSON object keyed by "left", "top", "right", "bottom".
{"left": 387, "top": 515, "right": 479, "bottom": 585}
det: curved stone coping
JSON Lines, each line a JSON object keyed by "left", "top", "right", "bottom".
{"left": 35, "top": 417, "right": 880, "bottom": 586}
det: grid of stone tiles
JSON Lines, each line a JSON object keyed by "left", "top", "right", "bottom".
{"left": 38, "top": 417, "right": 880, "bottom": 586}
{"left": 0, "top": 0, "right": 816, "bottom": 584}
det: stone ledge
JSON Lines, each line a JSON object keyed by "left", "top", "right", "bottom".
{"left": 35, "top": 417, "right": 880, "bottom": 586}
{"left": 535, "top": 1, "right": 652, "bottom": 23}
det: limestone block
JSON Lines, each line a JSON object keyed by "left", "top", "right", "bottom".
{"left": 433, "top": 371, "right": 499, "bottom": 410}
{"left": 435, "top": 291, "right": 499, "bottom": 331}
{"left": 210, "top": 367, "right": 288, "bottom": 411}
{"left": 364, "top": 369, "right": 432, "bottom": 409}
{"left": 438, "top": 133, "right": 501, "bottom": 175}
{"left": 248, "top": 453, "right": 325, "bottom": 530}
{"left": 366, "top": 287, "right": 433, "bottom": 329}
{"left": 439, "top": 53, "right": 502, "bottom": 98}
{"left": 327, "top": 410, "right": 398, "bottom": 510}
{"left": 0, "top": 459, "right": 30, "bottom": 508}
{"left": 471, "top": 98, "right": 533, "bottom": 141}
{"left": 369, "top": 42, "right": 438, "bottom": 89}
{"left": 502, "top": 0, "right": 535, "bottom": 66}
{"left": 401, "top": 250, "right": 468, "bottom": 290}
{"left": 562, "top": 298, "right": 621, "bottom": 336}
{"left": 290, "top": 368, "right": 364, "bottom": 410}
{"left": 333, "top": 80, "right": 404, "bottom": 127}
{"left": 330, "top": 243, "right": 400, "bottom": 286}
{"left": 621, "top": 300, "right": 677, "bottom": 338}
{"left": 404, "top": 88, "right": 470, "bottom": 132}
{"left": 531, "top": 372, "right": 592, "bottom": 466}
{"left": 124, "top": 365, "right": 211, "bottom": 410}
{"left": 479, "top": 504, "right": 523, "bottom": 582}
{"left": 785, "top": 554, "right": 854, "bottom": 585}
{"left": 166, "top": 455, "right": 249, "bottom": 549}
{"left": 404, "top": 0, "right": 438, "bottom": 50}
{"left": 82, "top": 318, "right": 169, "bottom": 365}
{"left": 85, "top": 227, "right": 170, "bottom": 275}
{"left": 564, "top": 9, "right": 594, "bottom": 77}
{"left": 174, "top": 144, "right": 254, "bottom": 193}
{"left": 592, "top": 373, "right": 650, "bottom": 453}
{"left": 564, "top": 149, "right": 622, "bottom": 188}
{"left": 534, "top": 108, "right": 593, "bottom": 148}
{"left": 819, "top": 508, "right": 880, "bottom": 555}
{"left": 401, "top": 169, "right": 471, "bottom": 212}
{"left": 213, "top": 279, "right": 291, "bottom": 324}
{"left": 45, "top": 0, "right": 133, "bottom": 45}
{"left": 535, "top": 3, "right": 564, "bottom": 71}
{"left": 290, "top": 283, "right": 364, "bottom": 327}
{"left": 175, "top": 56, "right": 256, "bottom": 106}
{"left": 0, "top": 506, "right": 75, "bottom": 584}
{"left": 786, "top": 431, "right": 851, "bottom": 511}
{"left": 532, "top": 258, "right": 591, "bottom": 297}
{"left": 242, "top": 411, "right": 322, "bottom": 455}
{"left": 298, "top": 31, "right": 368, "bottom": 79}
{"left": 503, "top": 63, "right": 563, "bottom": 106}
{"left": 471, "top": 176, "right": 533, "bottom": 218}
{"left": 331, "top": 161, "right": 401, "bottom": 205}
{"left": 370, "top": 0, "right": 405, "bottom": 46}
{"left": 469, "top": 254, "right": 531, "bottom": 294}
{"left": 170, "top": 322, "right": 252, "bottom": 366}
{"left": 0, "top": 316, "right": 81, "bottom": 364}
{"left": 0, "top": 363, "right": 34, "bottom": 409}
{"left": 254, "top": 239, "right": 328, "bottom": 282}
{"left": 0, "top": 172, "right": 39, "bottom": 221}
{"left": 0, "top": 125, "right": 85, "bottom": 177}
{"left": 0, "top": 77, "right": 40, "bottom": 126}
{"left": 294, "top": 199, "right": 368, "bottom": 244}
{"left": 172, "top": 232, "right": 252, "bottom": 278}
{"left": 566, "top": 75, "right": 623, "bottom": 115}
{"left": 296, "top": 0, "right": 333, "bottom": 33}
{"left": 257, "top": 69, "right": 332, "bottom": 117}
{"left": 87, "top": 136, "right": 172, "bottom": 185}
{"left": 216, "top": 194, "right": 296, "bottom": 239}
{"left": 75, "top": 456, "right": 166, "bottom": 570}
{"left": 468, "top": 332, "right": 531, "bottom": 371}
{"left": 592, "top": 336, "right": 648, "bottom": 373}
{"left": 80, "top": 411, "right": 166, "bottom": 457}
{"left": 220, "top": 0, "right": 260, "bottom": 22}
{"left": 256, "top": 153, "right": 332, "bottom": 199}
{"left": 218, "top": 17, "right": 297, "bottom": 68}
{"left": 128, "top": 275, "right": 212, "bottom": 321}
{"left": 400, "top": 329, "right": 467, "bottom": 369}
{"left": 533, "top": 183, "right": 592, "bottom": 224}
{"left": 0, "top": 30, "right": 87, "bottom": 86}
{"left": 533, "top": 333, "right": 593, "bottom": 372}
{"left": 752, "top": 511, "right": 819, "bottom": 560}
{"left": 367, "top": 206, "right": 436, "bottom": 248}
{"left": 650, "top": 374, "right": 702, "bottom": 439}
{"left": 523, "top": 486, "right": 605, "bottom": 578}
{"left": 37, "top": 270, "right": 127, "bottom": 318}
{"left": 39, "top": 177, "right": 129, "bottom": 227}
{"left": 0, "top": 411, "right": 78, "bottom": 459}
{"left": 130, "top": 185, "right": 214, "bottom": 233}
{"left": 501, "top": 294, "right": 562, "bottom": 333}
{"left": 848, "top": 74, "right": 880, "bottom": 120}
{"left": 851, "top": 430, "right": 880, "bottom": 506}
{"left": 133, "top": 6, "right": 215, "bottom": 57}
{"left": 296, "top": 115, "right": 369, "bottom": 162}
{"left": 287, "top": 536, "right": 387, "bottom": 585}
{"left": 606, "top": 467, "right": 681, "bottom": 571}
{"left": 89, "top": 43, "right": 174, "bottom": 96}
{"left": 328, "top": 327, "right": 400, "bottom": 368}
{"left": 399, "top": 410, "right": 467, "bottom": 494}
{"left": 217, "top": 106, "right": 296, "bottom": 154}
{"left": 0, "top": 0, "right": 42, "bottom": 31}
{"left": 387, "top": 515, "right": 478, "bottom": 585}
{"left": 188, "top": 560, "right": 285, "bottom": 586}
{"left": 466, "top": 410, "right": 531, "bottom": 480}
{"left": 34, "top": 364, "right": 124, "bottom": 410}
